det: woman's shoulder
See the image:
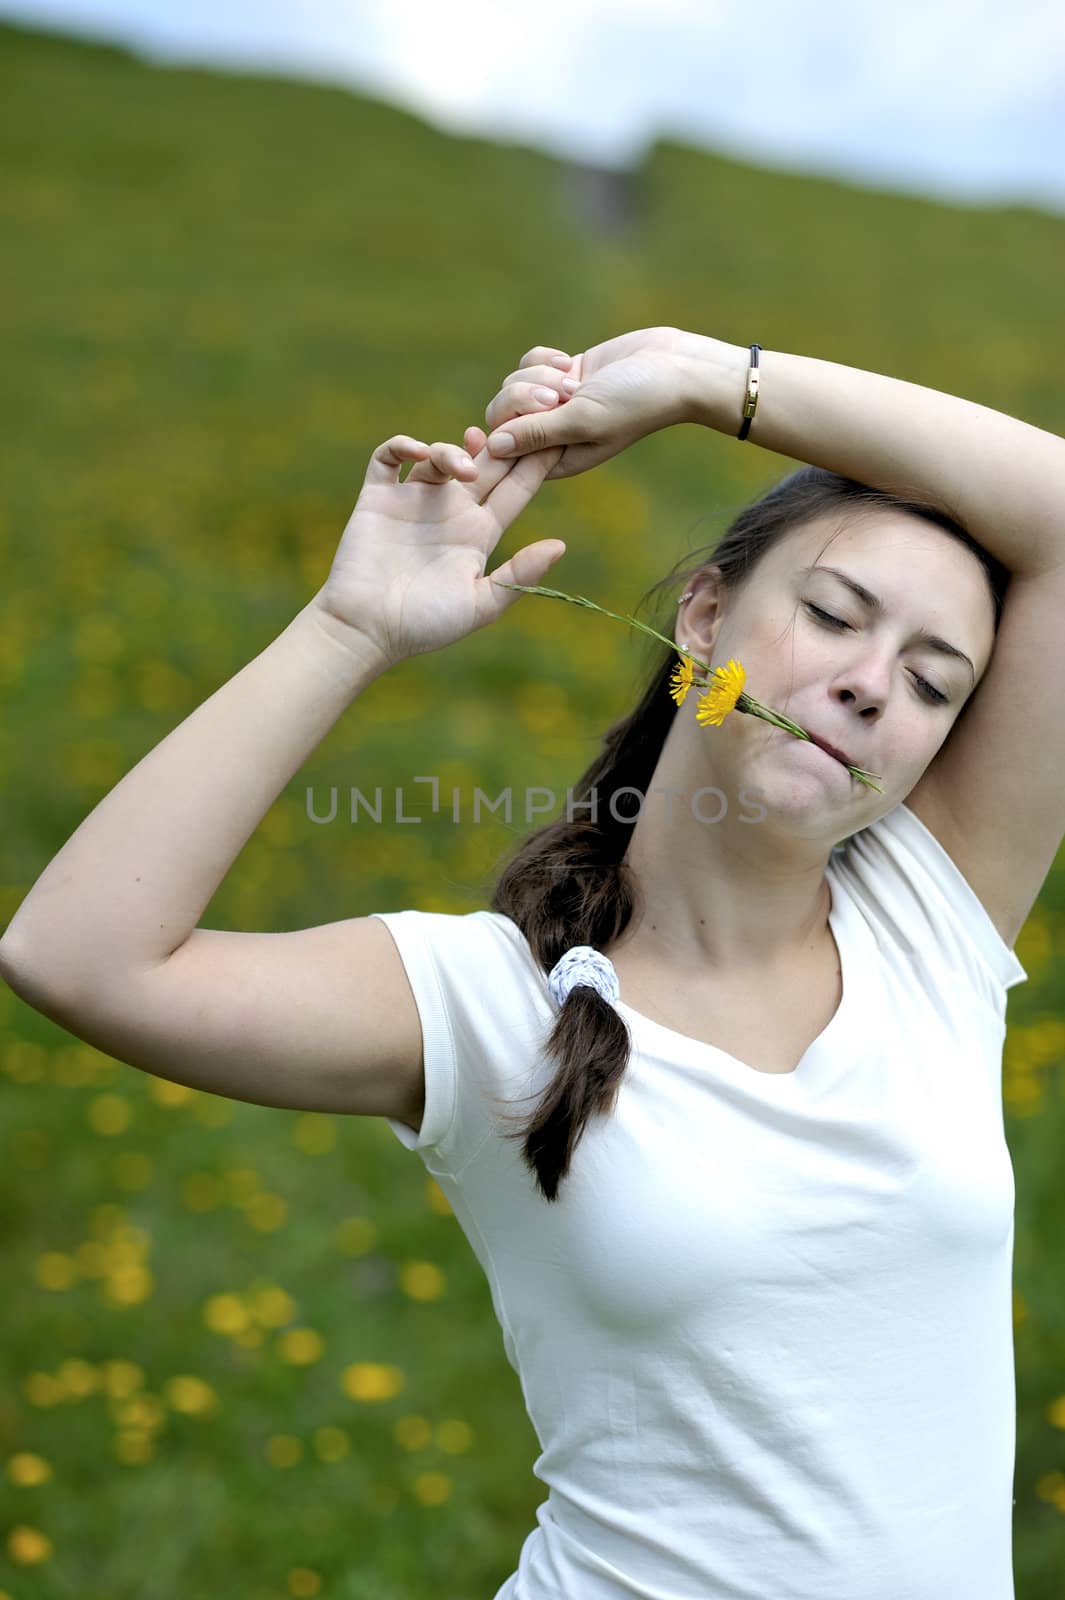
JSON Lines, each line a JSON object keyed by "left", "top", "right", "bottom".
{"left": 369, "top": 905, "right": 546, "bottom": 988}
{"left": 829, "top": 801, "right": 1027, "bottom": 998}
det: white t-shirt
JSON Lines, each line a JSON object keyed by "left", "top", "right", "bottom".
{"left": 370, "top": 800, "right": 1028, "bottom": 1600}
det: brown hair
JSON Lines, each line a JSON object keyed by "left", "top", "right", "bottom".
{"left": 488, "top": 464, "right": 1010, "bottom": 1203}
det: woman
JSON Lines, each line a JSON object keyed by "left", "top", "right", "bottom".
{"left": 3, "top": 329, "right": 1063, "bottom": 1599}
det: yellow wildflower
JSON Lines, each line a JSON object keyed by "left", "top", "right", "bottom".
{"left": 668, "top": 655, "right": 696, "bottom": 706}
{"left": 695, "top": 659, "right": 746, "bottom": 726}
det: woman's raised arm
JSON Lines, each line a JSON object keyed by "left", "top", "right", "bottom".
{"left": 680, "top": 339, "right": 1065, "bottom": 580}
{"left": 479, "top": 327, "right": 1065, "bottom": 580}
{"left": 0, "top": 429, "right": 565, "bottom": 988}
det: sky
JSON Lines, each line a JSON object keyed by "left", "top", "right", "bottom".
{"left": 2, "top": 0, "right": 1064, "bottom": 215}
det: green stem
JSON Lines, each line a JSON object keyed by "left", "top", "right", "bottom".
{"left": 492, "top": 581, "right": 715, "bottom": 670}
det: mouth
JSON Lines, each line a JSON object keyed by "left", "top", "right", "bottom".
{"left": 806, "top": 733, "right": 855, "bottom": 768}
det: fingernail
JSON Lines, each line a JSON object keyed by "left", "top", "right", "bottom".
{"left": 561, "top": 377, "right": 580, "bottom": 393}
{"left": 549, "top": 354, "right": 572, "bottom": 369}
{"left": 533, "top": 387, "right": 558, "bottom": 404}
{"left": 488, "top": 432, "right": 515, "bottom": 454}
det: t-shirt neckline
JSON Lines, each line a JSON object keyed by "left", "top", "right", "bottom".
{"left": 612, "top": 866, "right": 873, "bottom": 1091}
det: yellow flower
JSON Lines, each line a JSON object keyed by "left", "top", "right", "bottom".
{"left": 695, "top": 658, "right": 746, "bottom": 726}
{"left": 668, "top": 654, "right": 696, "bottom": 706}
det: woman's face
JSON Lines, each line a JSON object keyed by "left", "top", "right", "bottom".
{"left": 677, "top": 509, "right": 997, "bottom": 835}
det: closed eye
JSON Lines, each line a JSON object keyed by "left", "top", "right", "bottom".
{"left": 803, "top": 603, "right": 948, "bottom": 706}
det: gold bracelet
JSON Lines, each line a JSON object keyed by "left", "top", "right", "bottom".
{"left": 737, "top": 343, "right": 762, "bottom": 441}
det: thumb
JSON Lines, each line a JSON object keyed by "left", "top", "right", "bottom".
{"left": 487, "top": 397, "right": 591, "bottom": 460}
{"left": 484, "top": 540, "right": 566, "bottom": 618}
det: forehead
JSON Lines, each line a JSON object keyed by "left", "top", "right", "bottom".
{"left": 770, "top": 508, "right": 986, "bottom": 598}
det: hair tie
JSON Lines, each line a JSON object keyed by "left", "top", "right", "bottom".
{"left": 547, "top": 946, "right": 620, "bottom": 1009}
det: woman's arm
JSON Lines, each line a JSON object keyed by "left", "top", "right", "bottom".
{"left": 0, "top": 600, "right": 389, "bottom": 986}
{"left": 0, "top": 429, "right": 564, "bottom": 992}
{"left": 678, "top": 337, "right": 1065, "bottom": 578}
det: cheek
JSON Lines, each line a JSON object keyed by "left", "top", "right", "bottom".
{"left": 917, "top": 724, "right": 953, "bottom": 773}
{"left": 739, "top": 613, "right": 801, "bottom": 677}
{"left": 750, "top": 609, "right": 796, "bottom": 647}
{"left": 889, "top": 725, "right": 943, "bottom": 793}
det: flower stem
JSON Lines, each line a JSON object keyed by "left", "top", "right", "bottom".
{"left": 491, "top": 581, "right": 713, "bottom": 668}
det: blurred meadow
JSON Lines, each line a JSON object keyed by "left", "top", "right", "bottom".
{"left": 2, "top": 16, "right": 1065, "bottom": 1598}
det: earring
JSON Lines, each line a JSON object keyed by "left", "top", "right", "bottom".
{"left": 678, "top": 591, "right": 693, "bottom": 603}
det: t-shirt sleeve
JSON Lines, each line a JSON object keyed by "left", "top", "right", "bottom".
{"left": 368, "top": 909, "right": 461, "bottom": 1165}
{"left": 367, "top": 908, "right": 552, "bottom": 1176}
{"left": 847, "top": 801, "right": 1028, "bottom": 1011}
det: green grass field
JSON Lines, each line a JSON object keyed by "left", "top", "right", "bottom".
{"left": 2, "top": 17, "right": 1065, "bottom": 1597}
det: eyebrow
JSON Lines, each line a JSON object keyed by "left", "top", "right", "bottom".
{"left": 799, "top": 564, "right": 976, "bottom": 685}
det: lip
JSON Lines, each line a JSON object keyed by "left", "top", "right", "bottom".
{"left": 805, "top": 733, "right": 855, "bottom": 768}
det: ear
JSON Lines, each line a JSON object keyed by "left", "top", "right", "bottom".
{"left": 676, "top": 566, "right": 728, "bottom": 656}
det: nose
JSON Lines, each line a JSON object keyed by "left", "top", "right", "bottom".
{"left": 835, "top": 650, "right": 894, "bottom": 712}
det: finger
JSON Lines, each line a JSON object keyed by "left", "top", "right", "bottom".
{"left": 485, "top": 538, "right": 568, "bottom": 619}
{"left": 364, "top": 435, "right": 432, "bottom": 484}
{"left": 478, "top": 443, "right": 565, "bottom": 530}
{"left": 483, "top": 394, "right": 591, "bottom": 461}
{"left": 519, "top": 346, "right": 573, "bottom": 371}
{"left": 407, "top": 434, "right": 525, "bottom": 498}
{"left": 454, "top": 423, "right": 530, "bottom": 503}
{"left": 490, "top": 366, "right": 582, "bottom": 427}
{"left": 500, "top": 362, "right": 577, "bottom": 391}
{"left": 516, "top": 350, "right": 585, "bottom": 386}
{"left": 406, "top": 439, "right": 479, "bottom": 484}
{"left": 484, "top": 377, "right": 579, "bottom": 435}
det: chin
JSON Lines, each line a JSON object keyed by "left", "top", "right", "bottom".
{"left": 740, "top": 753, "right": 856, "bottom": 818}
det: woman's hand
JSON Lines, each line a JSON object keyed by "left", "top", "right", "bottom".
{"left": 314, "top": 428, "right": 566, "bottom": 670}
{"left": 471, "top": 327, "right": 699, "bottom": 481}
